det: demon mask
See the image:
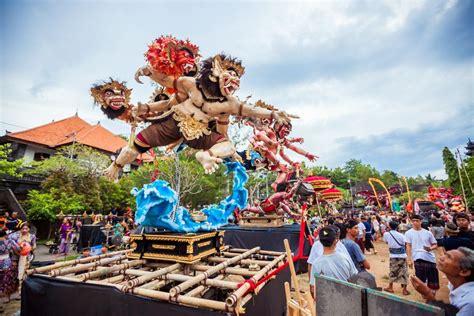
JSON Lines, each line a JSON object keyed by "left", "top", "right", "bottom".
{"left": 90, "top": 79, "right": 132, "bottom": 120}
{"left": 197, "top": 54, "right": 245, "bottom": 102}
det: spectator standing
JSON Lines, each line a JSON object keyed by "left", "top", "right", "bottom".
{"left": 438, "top": 223, "right": 472, "bottom": 251}
{"left": 363, "top": 216, "right": 377, "bottom": 254}
{"left": 308, "top": 225, "right": 354, "bottom": 296}
{"left": 8, "top": 222, "right": 36, "bottom": 295}
{"left": 456, "top": 213, "right": 474, "bottom": 245}
{"left": 58, "top": 218, "right": 72, "bottom": 256}
{"left": 5, "top": 211, "right": 20, "bottom": 232}
{"left": 383, "top": 221, "right": 410, "bottom": 295}
{"left": 311, "top": 226, "right": 358, "bottom": 296}
{"left": 341, "top": 219, "right": 371, "bottom": 272}
{"left": 356, "top": 217, "right": 366, "bottom": 253}
{"left": 411, "top": 247, "right": 474, "bottom": 316}
{"left": 0, "top": 229, "right": 20, "bottom": 308}
{"left": 406, "top": 215, "right": 439, "bottom": 296}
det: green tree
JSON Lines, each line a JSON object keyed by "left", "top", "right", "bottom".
{"left": 0, "top": 143, "right": 24, "bottom": 177}
{"left": 443, "top": 147, "right": 460, "bottom": 193}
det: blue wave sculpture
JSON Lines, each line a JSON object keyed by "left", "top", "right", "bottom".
{"left": 132, "top": 162, "right": 248, "bottom": 232}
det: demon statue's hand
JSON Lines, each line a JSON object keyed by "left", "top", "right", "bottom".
{"left": 133, "top": 102, "right": 150, "bottom": 119}
{"left": 134, "top": 66, "right": 152, "bottom": 84}
{"left": 305, "top": 153, "right": 318, "bottom": 162}
{"left": 272, "top": 110, "right": 297, "bottom": 125}
{"left": 103, "top": 162, "right": 122, "bottom": 181}
{"left": 292, "top": 137, "right": 304, "bottom": 144}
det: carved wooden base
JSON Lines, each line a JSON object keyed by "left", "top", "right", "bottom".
{"left": 238, "top": 215, "right": 285, "bottom": 228}
{"left": 128, "top": 231, "right": 225, "bottom": 264}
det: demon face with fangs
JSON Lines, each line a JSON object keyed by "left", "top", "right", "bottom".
{"left": 195, "top": 54, "right": 245, "bottom": 102}
{"left": 90, "top": 79, "right": 132, "bottom": 121}
{"left": 135, "top": 35, "right": 200, "bottom": 88}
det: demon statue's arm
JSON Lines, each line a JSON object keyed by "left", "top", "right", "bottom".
{"left": 282, "top": 141, "right": 318, "bottom": 161}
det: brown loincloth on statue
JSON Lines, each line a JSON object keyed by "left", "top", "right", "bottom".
{"left": 138, "top": 114, "right": 225, "bottom": 150}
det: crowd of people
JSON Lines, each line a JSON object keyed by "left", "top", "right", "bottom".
{"left": 308, "top": 209, "right": 474, "bottom": 315}
{"left": 0, "top": 214, "right": 36, "bottom": 314}
{"left": 0, "top": 208, "right": 136, "bottom": 313}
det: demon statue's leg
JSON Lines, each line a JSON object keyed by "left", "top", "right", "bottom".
{"left": 104, "top": 145, "right": 139, "bottom": 180}
{"left": 240, "top": 205, "right": 265, "bottom": 216}
{"left": 195, "top": 140, "right": 235, "bottom": 174}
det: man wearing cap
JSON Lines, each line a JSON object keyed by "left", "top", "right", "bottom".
{"left": 411, "top": 247, "right": 474, "bottom": 316}
{"left": 406, "top": 214, "right": 439, "bottom": 296}
{"left": 308, "top": 225, "right": 355, "bottom": 296}
{"left": 456, "top": 213, "right": 474, "bottom": 248}
{"left": 310, "top": 226, "right": 358, "bottom": 296}
{"left": 438, "top": 222, "right": 472, "bottom": 252}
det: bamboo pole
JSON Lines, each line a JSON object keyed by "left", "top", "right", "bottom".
{"left": 76, "top": 260, "right": 145, "bottom": 281}
{"left": 457, "top": 148, "right": 474, "bottom": 194}
{"left": 162, "top": 273, "right": 238, "bottom": 290}
{"left": 49, "top": 255, "right": 127, "bottom": 276}
{"left": 226, "top": 248, "right": 283, "bottom": 256}
{"left": 284, "top": 238, "right": 303, "bottom": 306}
{"left": 170, "top": 247, "right": 260, "bottom": 297}
{"left": 101, "top": 274, "right": 125, "bottom": 284}
{"left": 225, "top": 253, "right": 285, "bottom": 308}
{"left": 126, "top": 263, "right": 181, "bottom": 288}
{"left": 27, "top": 250, "right": 131, "bottom": 275}
{"left": 190, "top": 264, "right": 258, "bottom": 277}
{"left": 455, "top": 150, "right": 470, "bottom": 213}
{"left": 185, "top": 275, "right": 225, "bottom": 297}
{"left": 206, "top": 257, "right": 273, "bottom": 267}
{"left": 132, "top": 287, "right": 232, "bottom": 312}
{"left": 218, "top": 252, "right": 278, "bottom": 262}
{"left": 138, "top": 279, "right": 169, "bottom": 290}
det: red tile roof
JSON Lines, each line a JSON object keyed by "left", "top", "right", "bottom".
{"left": 6, "top": 115, "right": 153, "bottom": 161}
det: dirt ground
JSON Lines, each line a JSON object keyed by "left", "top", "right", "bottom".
{"left": 298, "top": 238, "right": 449, "bottom": 304}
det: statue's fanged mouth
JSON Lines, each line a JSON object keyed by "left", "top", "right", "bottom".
{"left": 108, "top": 97, "right": 126, "bottom": 110}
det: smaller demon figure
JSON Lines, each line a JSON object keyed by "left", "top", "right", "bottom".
{"left": 244, "top": 106, "right": 317, "bottom": 191}
{"left": 240, "top": 180, "right": 312, "bottom": 219}
{"left": 90, "top": 78, "right": 133, "bottom": 122}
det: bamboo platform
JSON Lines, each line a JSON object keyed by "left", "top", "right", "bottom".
{"left": 27, "top": 247, "right": 287, "bottom": 315}
{"left": 238, "top": 215, "right": 285, "bottom": 228}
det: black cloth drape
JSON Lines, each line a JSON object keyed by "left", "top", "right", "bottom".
{"left": 22, "top": 267, "right": 290, "bottom": 316}
{"left": 222, "top": 224, "right": 311, "bottom": 273}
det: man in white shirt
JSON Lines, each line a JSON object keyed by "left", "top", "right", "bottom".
{"left": 406, "top": 215, "right": 439, "bottom": 295}
{"left": 383, "top": 221, "right": 409, "bottom": 295}
{"left": 356, "top": 217, "right": 366, "bottom": 253}
{"left": 411, "top": 247, "right": 474, "bottom": 316}
{"left": 311, "top": 226, "right": 358, "bottom": 292}
{"left": 308, "top": 225, "right": 355, "bottom": 296}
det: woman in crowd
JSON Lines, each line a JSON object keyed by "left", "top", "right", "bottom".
{"left": 0, "top": 229, "right": 21, "bottom": 311}
{"left": 364, "top": 216, "right": 377, "bottom": 254}
{"left": 8, "top": 222, "right": 36, "bottom": 294}
{"left": 58, "top": 217, "right": 72, "bottom": 256}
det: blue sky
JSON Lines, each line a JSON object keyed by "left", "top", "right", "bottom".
{"left": 1, "top": 0, "right": 473, "bottom": 178}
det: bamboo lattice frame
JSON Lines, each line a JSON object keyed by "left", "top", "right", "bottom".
{"left": 27, "top": 247, "right": 286, "bottom": 314}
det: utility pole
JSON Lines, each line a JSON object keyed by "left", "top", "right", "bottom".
{"left": 455, "top": 149, "right": 470, "bottom": 213}
{"left": 348, "top": 179, "right": 354, "bottom": 210}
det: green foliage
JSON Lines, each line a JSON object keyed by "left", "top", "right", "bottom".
{"left": 0, "top": 143, "right": 24, "bottom": 177}
{"left": 443, "top": 147, "right": 460, "bottom": 192}
{"left": 24, "top": 144, "right": 135, "bottom": 220}
{"left": 25, "top": 190, "right": 57, "bottom": 221}
{"left": 398, "top": 191, "right": 426, "bottom": 204}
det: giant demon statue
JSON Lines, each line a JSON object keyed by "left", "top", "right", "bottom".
{"left": 104, "top": 53, "right": 294, "bottom": 179}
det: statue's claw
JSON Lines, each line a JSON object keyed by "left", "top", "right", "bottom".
{"left": 196, "top": 151, "right": 222, "bottom": 174}
{"left": 134, "top": 66, "right": 151, "bottom": 84}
